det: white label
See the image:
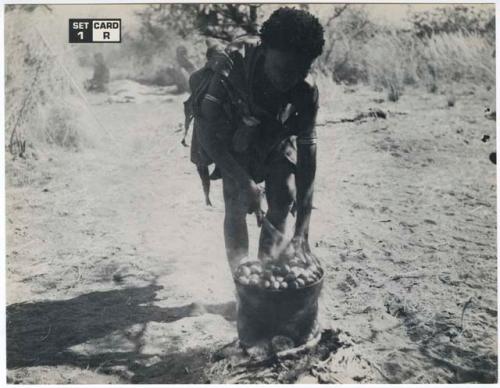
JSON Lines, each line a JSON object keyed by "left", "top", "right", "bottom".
{"left": 92, "top": 20, "right": 121, "bottom": 42}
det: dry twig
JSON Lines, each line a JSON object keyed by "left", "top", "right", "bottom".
{"left": 460, "top": 297, "right": 473, "bottom": 332}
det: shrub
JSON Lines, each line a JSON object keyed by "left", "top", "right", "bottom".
{"left": 387, "top": 81, "right": 402, "bottom": 102}
{"left": 316, "top": 5, "right": 374, "bottom": 84}
{"left": 315, "top": 4, "right": 494, "bottom": 94}
{"left": 5, "top": 7, "right": 96, "bottom": 155}
{"left": 410, "top": 5, "right": 494, "bottom": 38}
{"left": 447, "top": 93, "right": 456, "bottom": 107}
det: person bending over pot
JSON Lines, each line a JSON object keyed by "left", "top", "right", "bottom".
{"left": 189, "top": 8, "right": 325, "bottom": 272}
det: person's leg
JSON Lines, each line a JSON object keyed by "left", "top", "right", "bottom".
{"left": 222, "top": 175, "right": 249, "bottom": 273}
{"left": 258, "top": 160, "right": 296, "bottom": 259}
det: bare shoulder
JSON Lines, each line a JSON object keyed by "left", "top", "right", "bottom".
{"left": 304, "top": 75, "right": 319, "bottom": 101}
{"left": 292, "top": 75, "right": 319, "bottom": 108}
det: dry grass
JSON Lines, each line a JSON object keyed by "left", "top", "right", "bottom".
{"left": 318, "top": 23, "right": 494, "bottom": 101}
{"left": 5, "top": 8, "right": 98, "bottom": 155}
{"left": 447, "top": 92, "right": 456, "bottom": 107}
{"left": 423, "top": 32, "right": 494, "bottom": 84}
{"left": 5, "top": 5, "right": 495, "bottom": 155}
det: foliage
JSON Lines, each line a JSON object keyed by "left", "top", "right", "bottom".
{"left": 136, "top": 4, "right": 261, "bottom": 42}
{"left": 410, "top": 5, "right": 495, "bottom": 38}
{"left": 316, "top": 5, "right": 375, "bottom": 84}
{"left": 5, "top": 4, "right": 52, "bottom": 13}
{"left": 313, "top": 4, "right": 494, "bottom": 100}
{"left": 5, "top": 7, "right": 95, "bottom": 155}
{"left": 123, "top": 4, "right": 262, "bottom": 76}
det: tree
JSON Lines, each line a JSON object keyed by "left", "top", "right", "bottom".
{"left": 136, "top": 4, "right": 262, "bottom": 42}
{"left": 409, "top": 5, "right": 495, "bottom": 38}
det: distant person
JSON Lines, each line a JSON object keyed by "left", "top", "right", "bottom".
{"left": 132, "top": 46, "right": 192, "bottom": 94}
{"left": 176, "top": 45, "right": 195, "bottom": 75}
{"left": 168, "top": 45, "right": 194, "bottom": 94}
{"left": 84, "top": 53, "right": 110, "bottom": 93}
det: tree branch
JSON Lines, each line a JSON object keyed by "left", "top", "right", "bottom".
{"left": 326, "top": 4, "right": 349, "bottom": 27}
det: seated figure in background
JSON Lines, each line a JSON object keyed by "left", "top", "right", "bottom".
{"left": 84, "top": 53, "right": 110, "bottom": 93}
{"left": 176, "top": 45, "right": 196, "bottom": 75}
{"left": 132, "top": 45, "right": 194, "bottom": 94}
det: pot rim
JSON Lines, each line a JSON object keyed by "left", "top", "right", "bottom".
{"left": 233, "top": 271, "right": 324, "bottom": 292}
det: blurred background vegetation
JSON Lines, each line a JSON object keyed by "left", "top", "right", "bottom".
{"left": 5, "top": 3, "right": 495, "bottom": 156}
{"left": 124, "top": 4, "right": 495, "bottom": 91}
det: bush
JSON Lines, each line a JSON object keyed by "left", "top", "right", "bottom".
{"left": 112, "top": 4, "right": 495, "bottom": 98}
{"left": 316, "top": 5, "right": 374, "bottom": 84}
{"left": 420, "top": 32, "right": 494, "bottom": 85}
{"left": 45, "top": 104, "right": 82, "bottom": 150}
{"left": 447, "top": 93, "right": 456, "bottom": 107}
{"left": 5, "top": 7, "right": 96, "bottom": 155}
{"left": 387, "top": 80, "right": 402, "bottom": 102}
{"left": 410, "top": 5, "right": 495, "bottom": 38}
{"left": 314, "top": 6, "right": 494, "bottom": 99}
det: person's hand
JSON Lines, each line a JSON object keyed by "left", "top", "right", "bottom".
{"left": 289, "top": 235, "right": 305, "bottom": 259}
{"left": 242, "top": 180, "right": 264, "bottom": 226}
{"left": 290, "top": 234, "right": 317, "bottom": 265}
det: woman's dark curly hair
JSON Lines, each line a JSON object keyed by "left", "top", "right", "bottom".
{"left": 260, "top": 7, "right": 325, "bottom": 64}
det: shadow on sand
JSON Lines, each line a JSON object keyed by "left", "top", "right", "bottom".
{"left": 7, "top": 284, "right": 237, "bottom": 383}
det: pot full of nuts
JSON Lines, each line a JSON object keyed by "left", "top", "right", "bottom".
{"left": 233, "top": 248, "right": 324, "bottom": 348}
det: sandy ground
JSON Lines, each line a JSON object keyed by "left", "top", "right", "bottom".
{"left": 6, "top": 81, "right": 497, "bottom": 383}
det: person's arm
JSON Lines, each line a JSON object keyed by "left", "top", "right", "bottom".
{"left": 295, "top": 141, "right": 316, "bottom": 239}
{"left": 198, "top": 74, "right": 261, "bottom": 212}
{"left": 293, "top": 83, "right": 319, "bottom": 246}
